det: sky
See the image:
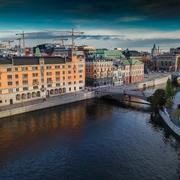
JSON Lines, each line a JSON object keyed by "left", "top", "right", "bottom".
{"left": 1, "top": 0, "right": 180, "bottom": 51}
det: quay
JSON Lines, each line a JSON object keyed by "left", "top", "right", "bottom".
{"left": 0, "top": 74, "right": 171, "bottom": 119}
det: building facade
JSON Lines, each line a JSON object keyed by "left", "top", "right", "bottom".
{"left": 152, "top": 53, "right": 176, "bottom": 71}
{"left": 112, "top": 62, "right": 124, "bottom": 86}
{"left": 0, "top": 55, "right": 85, "bottom": 107}
{"left": 85, "top": 57, "right": 113, "bottom": 86}
{"left": 123, "top": 59, "right": 144, "bottom": 84}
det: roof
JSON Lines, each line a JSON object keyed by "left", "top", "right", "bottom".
{"left": 44, "top": 57, "right": 70, "bottom": 64}
{"left": 123, "top": 58, "right": 143, "bottom": 65}
{"left": 13, "top": 57, "right": 39, "bottom": 65}
{"left": 0, "top": 56, "right": 71, "bottom": 65}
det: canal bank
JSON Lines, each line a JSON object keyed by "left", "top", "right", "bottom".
{"left": 0, "top": 91, "right": 95, "bottom": 119}
{"left": 0, "top": 74, "right": 171, "bottom": 119}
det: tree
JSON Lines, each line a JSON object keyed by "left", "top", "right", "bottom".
{"left": 165, "top": 79, "right": 175, "bottom": 98}
{"left": 148, "top": 89, "right": 167, "bottom": 114}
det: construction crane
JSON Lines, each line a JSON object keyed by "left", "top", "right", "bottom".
{"left": 2, "top": 40, "right": 14, "bottom": 49}
{"left": 16, "top": 31, "right": 25, "bottom": 53}
{"left": 47, "top": 28, "right": 84, "bottom": 51}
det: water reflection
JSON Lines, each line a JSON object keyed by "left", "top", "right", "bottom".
{"left": 0, "top": 100, "right": 113, "bottom": 166}
{"left": 0, "top": 99, "right": 180, "bottom": 180}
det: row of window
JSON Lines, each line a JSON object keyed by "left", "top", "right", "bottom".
{"left": 6, "top": 64, "right": 84, "bottom": 72}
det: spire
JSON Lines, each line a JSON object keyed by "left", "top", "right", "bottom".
{"left": 35, "top": 47, "right": 42, "bottom": 57}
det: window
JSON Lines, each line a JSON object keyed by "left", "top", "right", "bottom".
{"left": 56, "top": 71, "right": 60, "bottom": 76}
{"left": 22, "top": 74, "right": 28, "bottom": 79}
{"left": 63, "top": 71, "right": 65, "bottom": 75}
{"left": 23, "top": 87, "right": 29, "bottom": 91}
{"left": 46, "top": 72, "right": 52, "bottom": 76}
{"left": 15, "top": 67, "right": 18, "bottom": 71}
{"left": 56, "top": 77, "right": 60, "bottom": 81}
{"left": 56, "top": 83, "right": 60, "bottom": 87}
{"left": 33, "top": 73, "right": 38, "bottom": 77}
{"left": 46, "top": 66, "right": 52, "bottom": 70}
{"left": 79, "top": 80, "right": 83, "bottom": 83}
{"left": 22, "top": 67, "right": 28, "bottom": 71}
{"left": 16, "top": 88, "right": 19, "bottom": 92}
{"left": 62, "top": 65, "right": 65, "bottom": 68}
{"left": 23, "top": 80, "right": 28, "bottom": 85}
{"left": 55, "top": 65, "right": 60, "bottom": 69}
{"left": 68, "top": 82, "right": 71, "bottom": 85}
{"left": 33, "top": 79, "right": 39, "bottom": 85}
{"left": 15, "top": 74, "right": 19, "bottom": 79}
{"left": 69, "top": 87, "right": 71, "bottom": 91}
{"left": 47, "top": 78, "right": 52, "bottom": 83}
{"left": 7, "top": 68, "right": 12, "bottom": 72}
{"left": 7, "top": 75, "right": 12, "bottom": 80}
{"left": 8, "top": 82, "right": 13, "bottom": 86}
{"left": 32, "top": 66, "right": 38, "bottom": 70}
{"left": 16, "top": 81, "right": 19, "bottom": 86}
{"left": 68, "top": 65, "right": 71, "bottom": 68}
{"left": 33, "top": 86, "right": 39, "bottom": 90}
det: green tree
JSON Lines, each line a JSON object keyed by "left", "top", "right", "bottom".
{"left": 148, "top": 89, "right": 167, "bottom": 114}
{"left": 165, "top": 79, "right": 175, "bottom": 98}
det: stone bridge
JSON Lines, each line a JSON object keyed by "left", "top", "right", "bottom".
{"left": 95, "top": 86, "right": 153, "bottom": 101}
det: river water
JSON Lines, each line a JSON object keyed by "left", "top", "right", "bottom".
{"left": 0, "top": 99, "right": 180, "bottom": 180}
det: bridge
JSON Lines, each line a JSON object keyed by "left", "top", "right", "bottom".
{"left": 95, "top": 86, "right": 153, "bottom": 101}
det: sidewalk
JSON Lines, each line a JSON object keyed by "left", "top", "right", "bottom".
{"left": 0, "top": 90, "right": 89, "bottom": 112}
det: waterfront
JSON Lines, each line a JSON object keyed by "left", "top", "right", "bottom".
{"left": 0, "top": 99, "right": 180, "bottom": 180}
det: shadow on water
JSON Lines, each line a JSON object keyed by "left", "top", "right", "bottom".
{"left": 1, "top": 98, "right": 180, "bottom": 179}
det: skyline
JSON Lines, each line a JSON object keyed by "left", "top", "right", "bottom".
{"left": 1, "top": 0, "right": 180, "bottom": 51}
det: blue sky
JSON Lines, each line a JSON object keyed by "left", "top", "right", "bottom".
{"left": 1, "top": 0, "right": 180, "bottom": 51}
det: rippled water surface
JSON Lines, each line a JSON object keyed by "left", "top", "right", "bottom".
{"left": 0, "top": 99, "right": 180, "bottom": 180}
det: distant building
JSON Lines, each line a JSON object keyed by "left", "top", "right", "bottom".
{"left": 152, "top": 53, "right": 176, "bottom": 71}
{"left": 85, "top": 57, "right": 113, "bottom": 86}
{"left": 151, "top": 44, "right": 160, "bottom": 57}
{"left": 113, "top": 62, "right": 124, "bottom": 86}
{"left": 122, "top": 59, "right": 144, "bottom": 84}
{"left": 170, "top": 47, "right": 180, "bottom": 55}
{"left": 77, "top": 45, "right": 96, "bottom": 57}
{"left": 0, "top": 55, "right": 85, "bottom": 107}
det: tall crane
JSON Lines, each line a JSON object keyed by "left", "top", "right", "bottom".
{"left": 16, "top": 31, "right": 25, "bottom": 53}
{"left": 47, "top": 28, "right": 84, "bottom": 52}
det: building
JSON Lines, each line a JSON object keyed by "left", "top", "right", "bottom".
{"left": 77, "top": 45, "right": 96, "bottom": 57}
{"left": 152, "top": 53, "right": 176, "bottom": 71}
{"left": 123, "top": 59, "right": 144, "bottom": 84}
{"left": 85, "top": 57, "right": 113, "bottom": 86}
{"left": 151, "top": 44, "right": 160, "bottom": 57}
{"left": 112, "top": 61, "right": 124, "bottom": 86}
{"left": 96, "top": 49, "right": 124, "bottom": 59}
{"left": 0, "top": 55, "right": 85, "bottom": 107}
{"left": 175, "top": 54, "right": 180, "bottom": 72}
{"left": 170, "top": 47, "right": 180, "bottom": 55}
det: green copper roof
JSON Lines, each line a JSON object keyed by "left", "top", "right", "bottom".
{"left": 123, "top": 58, "right": 143, "bottom": 65}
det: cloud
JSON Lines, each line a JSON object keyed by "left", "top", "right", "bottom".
{"left": 117, "top": 16, "right": 145, "bottom": 22}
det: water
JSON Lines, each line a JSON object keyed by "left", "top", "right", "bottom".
{"left": 0, "top": 99, "right": 180, "bottom": 180}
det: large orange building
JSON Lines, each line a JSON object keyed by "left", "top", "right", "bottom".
{"left": 0, "top": 54, "right": 85, "bottom": 106}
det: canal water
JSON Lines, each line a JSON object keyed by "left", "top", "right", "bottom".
{"left": 0, "top": 99, "right": 180, "bottom": 180}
